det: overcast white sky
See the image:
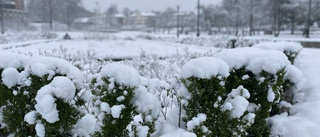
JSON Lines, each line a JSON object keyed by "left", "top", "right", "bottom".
{"left": 81, "top": 0, "right": 222, "bottom": 13}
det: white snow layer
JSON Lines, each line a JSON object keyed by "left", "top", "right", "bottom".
{"left": 111, "top": 105, "right": 125, "bottom": 118}
{"left": 187, "top": 113, "right": 207, "bottom": 131}
{"left": 253, "top": 41, "right": 303, "bottom": 53}
{"left": 36, "top": 123, "right": 45, "bottom": 137}
{"left": 72, "top": 114, "right": 96, "bottom": 136}
{"left": 24, "top": 111, "right": 37, "bottom": 125}
{"left": 100, "top": 63, "right": 140, "bottom": 87}
{"left": 1, "top": 68, "right": 20, "bottom": 88}
{"left": 35, "top": 77, "right": 76, "bottom": 123}
{"left": 214, "top": 47, "right": 290, "bottom": 74}
{"left": 133, "top": 86, "right": 161, "bottom": 119}
{"left": 0, "top": 51, "right": 84, "bottom": 89}
{"left": 223, "top": 86, "right": 250, "bottom": 118}
{"left": 181, "top": 57, "right": 230, "bottom": 79}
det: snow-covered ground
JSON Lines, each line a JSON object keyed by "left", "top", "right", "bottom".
{"left": 1, "top": 31, "right": 320, "bottom": 136}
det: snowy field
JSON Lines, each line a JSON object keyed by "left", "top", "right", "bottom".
{"left": 1, "top": 31, "right": 320, "bottom": 136}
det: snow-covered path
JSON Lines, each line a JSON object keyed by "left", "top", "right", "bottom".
{"left": 270, "top": 48, "right": 320, "bottom": 136}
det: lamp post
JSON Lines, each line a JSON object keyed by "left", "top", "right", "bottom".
{"left": 306, "top": 0, "right": 312, "bottom": 38}
{"left": 196, "top": 0, "right": 200, "bottom": 37}
{"left": 0, "top": 0, "right": 4, "bottom": 34}
{"left": 177, "top": 5, "right": 180, "bottom": 38}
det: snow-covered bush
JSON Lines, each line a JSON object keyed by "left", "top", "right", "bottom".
{"left": 253, "top": 42, "right": 304, "bottom": 112}
{"left": 92, "top": 63, "right": 159, "bottom": 137}
{"left": 0, "top": 52, "right": 85, "bottom": 136}
{"left": 215, "top": 47, "right": 292, "bottom": 136}
{"left": 178, "top": 47, "right": 302, "bottom": 136}
{"left": 180, "top": 57, "right": 254, "bottom": 136}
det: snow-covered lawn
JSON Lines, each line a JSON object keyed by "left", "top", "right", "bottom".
{"left": 1, "top": 31, "right": 320, "bottom": 136}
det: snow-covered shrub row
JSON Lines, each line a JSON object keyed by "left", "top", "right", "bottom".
{"left": 0, "top": 32, "right": 57, "bottom": 44}
{"left": 0, "top": 41, "right": 304, "bottom": 136}
{"left": 134, "top": 34, "right": 271, "bottom": 48}
{"left": 179, "top": 47, "right": 304, "bottom": 136}
{"left": 0, "top": 51, "right": 85, "bottom": 136}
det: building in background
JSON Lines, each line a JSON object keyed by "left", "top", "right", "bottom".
{"left": 0, "top": 0, "right": 27, "bottom": 31}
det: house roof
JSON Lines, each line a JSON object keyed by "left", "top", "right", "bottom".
{"left": 73, "top": 18, "right": 89, "bottom": 23}
{"left": 115, "top": 13, "right": 126, "bottom": 18}
{"left": 130, "top": 12, "right": 155, "bottom": 17}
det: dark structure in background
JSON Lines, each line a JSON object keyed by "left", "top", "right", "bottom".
{"left": 0, "top": 0, "right": 27, "bottom": 33}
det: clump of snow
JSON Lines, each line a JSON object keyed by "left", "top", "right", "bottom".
{"left": 181, "top": 57, "right": 230, "bottom": 79}
{"left": 0, "top": 51, "right": 84, "bottom": 90}
{"left": 222, "top": 86, "right": 250, "bottom": 118}
{"left": 29, "top": 63, "right": 52, "bottom": 78}
{"left": 133, "top": 86, "right": 161, "bottom": 119}
{"left": 35, "top": 94, "right": 58, "bottom": 123}
{"left": 136, "top": 125, "right": 149, "bottom": 137}
{"left": 187, "top": 113, "right": 207, "bottom": 131}
{"left": 111, "top": 105, "right": 125, "bottom": 118}
{"left": 159, "top": 123, "right": 197, "bottom": 137}
{"left": 285, "top": 65, "right": 305, "bottom": 90}
{"left": 35, "top": 77, "right": 76, "bottom": 123}
{"left": 100, "top": 63, "right": 140, "bottom": 87}
{"left": 1, "top": 68, "right": 20, "bottom": 88}
{"left": 36, "top": 122, "right": 45, "bottom": 137}
{"left": 25, "top": 57, "right": 84, "bottom": 89}
{"left": 214, "top": 47, "right": 290, "bottom": 74}
{"left": 24, "top": 111, "right": 37, "bottom": 125}
{"left": 72, "top": 114, "right": 96, "bottom": 136}
{"left": 0, "top": 51, "right": 28, "bottom": 69}
{"left": 268, "top": 88, "right": 276, "bottom": 102}
{"left": 100, "top": 102, "right": 111, "bottom": 113}
{"left": 253, "top": 41, "right": 303, "bottom": 54}
{"left": 243, "top": 113, "right": 255, "bottom": 124}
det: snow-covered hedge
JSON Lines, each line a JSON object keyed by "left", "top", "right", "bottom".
{"left": 0, "top": 41, "right": 304, "bottom": 136}
{"left": 0, "top": 51, "right": 85, "bottom": 136}
{"left": 179, "top": 47, "right": 303, "bottom": 136}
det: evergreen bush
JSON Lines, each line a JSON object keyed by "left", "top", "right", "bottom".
{"left": 0, "top": 56, "right": 85, "bottom": 137}
{"left": 92, "top": 63, "right": 158, "bottom": 137}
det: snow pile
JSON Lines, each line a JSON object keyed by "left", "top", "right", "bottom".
{"left": 1, "top": 68, "right": 20, "bottom": 88}
{"left": 0, "top": 51, "right": 28, "bottom": 69}
{"left": 222, "top": 86, "right": 251, "bottom": 118}
{"left": 72, "top": 114, "right": 96, "bottom": 136}
{"left": 25, "top": 57, "right": 84, "bottom": 89}
{"left": 100, "top": 63, "right": 140, "bottom": 87}
{"left": 214, "top": 47, "right": 290, "bottom": 74}
{"left": 0, "top": 51, "right": 84, "bottom": 89}
{"left": 187, "top": 113, "right": 207, "bottom": 131}
{"left": 35, "top": 77, "right": 76, "bottom": 123}
{"left": 133, "top": 86, "right": 161, "bottom": 119}
{"left": 181, "top": 57, "right": 230, "bottom": 79}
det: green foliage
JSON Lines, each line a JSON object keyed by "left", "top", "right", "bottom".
{"left": 40, "top": 98, "right": 81, "bottom": 137}
{"left": 284, "top": 50, "right": 300, "bottom": 65}
{"left": 0, "top": 68, "right": 82, "bottom": 136}
{"left": 182, "top": 76, "right": 251, "bottom": 136}
{"left": 0, "top": 72, "right": 53, "bottom": 136}
{"left": 225, "top": 68, "right": 286, "bottom": 136}
{"left": 182, "top": 65, "right": 287, "bottom": 136}
{"left": 93, "top": 77, "right": 138, "bottom": 137}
